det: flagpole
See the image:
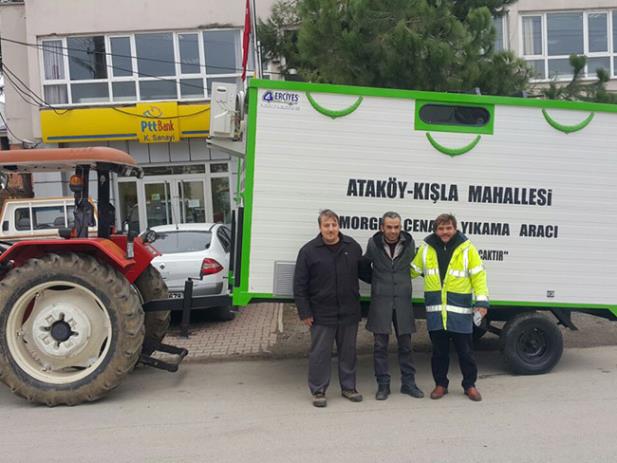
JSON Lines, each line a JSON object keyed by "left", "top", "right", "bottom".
{"left": 250, "top": 0, "right": 262, "bottom": 79}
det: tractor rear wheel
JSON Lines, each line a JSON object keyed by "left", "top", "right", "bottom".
{"left": 0, "top": 253, "right": 144, "bottom": 406}
{"left": 134, "top": 265, "right": 170, "bottom": 356}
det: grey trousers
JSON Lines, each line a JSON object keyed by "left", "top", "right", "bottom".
{"left": 373, "top": 313, "right": 417, "bottom": 386}
{"left": 308, "top": 323, "right": 358, "bottom": 395}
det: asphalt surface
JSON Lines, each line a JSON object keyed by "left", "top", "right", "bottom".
{"left": 1, "top": 346, "right": 616, "bottom": 462}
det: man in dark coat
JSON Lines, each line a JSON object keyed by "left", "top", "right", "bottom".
{"left": 293, "top": 209, "right": 364, "bottom": 407}
{"left": 362, "top": 211, "right": 424, "bottom": 400}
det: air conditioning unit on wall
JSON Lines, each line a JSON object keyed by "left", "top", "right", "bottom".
{"left": 210, "top": 82, "right": 244, "bottom": 139}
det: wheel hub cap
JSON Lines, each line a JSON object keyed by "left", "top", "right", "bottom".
{"left": 32, "top": 305, "right": 92, "bottom": 357}
{"left": 50, "top": 320, "right": 73, "bottom": 343}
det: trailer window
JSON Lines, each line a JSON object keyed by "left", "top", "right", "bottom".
{"left": 415, "top": 101, "right": 494, "bottom": 135}
{"left": 419, "top": 104, "right": 490, "bottom": 127}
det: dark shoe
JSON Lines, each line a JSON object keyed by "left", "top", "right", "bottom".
{"left": 312, "top": 392, "right": 327, "bottom": 408}
{"left": 342, "top": 389, "right": 363, "bottom": 402}
{"left": 401, "top": 384, "right": 424, "bottom": 399}
{"left": 430, "top": 385, "right": 448, "bottom": 400}
{"left": 375, "top": 384, "right": 390, "bottom": 401}
{"left": 464, "top": 387, "right": 482, "bottom": 402}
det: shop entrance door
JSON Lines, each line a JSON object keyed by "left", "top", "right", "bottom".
{"left": 116, "top": 163, "right": 231, "bottom": 232}
{"left": 142, "top": 176, "right": 208, "bottom": 229}
{"left": 178, "top": 179, "right": 206, "bottom": 223}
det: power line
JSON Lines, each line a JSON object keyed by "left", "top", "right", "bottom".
{"left": 0, "top": 110, "right": 38, "bottom": 146}
{"left": 111, "top": 106, "right": 210, "bottom": 120}
{"left": 4, "top": 61, "right": 211, "bottom": 120}
{"left": 3, "top": 72, "right": 42, "bottom": 107}
{"left": 1, "top": 34, "right": 271, "bottom": 76}
{"left": 3, "top": 48, "right": 211, "bottom": 110}
{"left": 0, "top": 33, "right": 259, "bottom": 117}
{"left": 25, "top": 42, "right": 217, "bottom": 93}
{"left": 3, "top": 65, "right": 71, "bottom": 115}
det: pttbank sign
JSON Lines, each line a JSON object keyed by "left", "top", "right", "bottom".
{"left": 136, "top": 103, "right": 180, "bottom": 143}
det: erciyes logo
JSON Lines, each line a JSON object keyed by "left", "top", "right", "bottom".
{"left": 263, "top": 91, "right": 299, "bottom": 105}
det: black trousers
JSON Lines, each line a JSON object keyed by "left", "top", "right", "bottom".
{"left": 308, "top": 323, "right": 358, "bottom": 395}
{"left": 373, "top": 313, "right": 416, "bottom": 386}
{"left": 429, "top": 329, "right": 477, "bottom": 390}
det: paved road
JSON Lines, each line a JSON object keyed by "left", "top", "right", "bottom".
{"left": 1, "top": 346, "right": 616, "bottom": 463}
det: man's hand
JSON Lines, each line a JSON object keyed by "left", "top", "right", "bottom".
{"left": 474, "top": 307, "right": 488, "bottom": 317}
{"left": 302, "top": 317, "right": 314, "bottom": 327}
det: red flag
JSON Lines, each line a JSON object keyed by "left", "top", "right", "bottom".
{"left": 241, "top": 0, "right": 251, "bottom": 81}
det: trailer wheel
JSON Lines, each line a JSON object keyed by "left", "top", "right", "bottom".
{"left": 134, "top": 266, "right": 170, "bottom": 356}
{"left": 500, "top": 312, "right": 563, "bottom": 375}
{"left": 0, "top": 253, "right": 144, "bottom": 406}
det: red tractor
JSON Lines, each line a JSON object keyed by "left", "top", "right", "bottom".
{"left": 0, "top": 147, "right": 203, "bottom": 406}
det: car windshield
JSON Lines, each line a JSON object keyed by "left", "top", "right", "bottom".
{"left": 150, "top": 230, "right": 212, "bottom": 254}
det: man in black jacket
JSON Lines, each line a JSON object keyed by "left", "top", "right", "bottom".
{"left": 363, "top": 211, "right": 423, "bottom": 400}
{"left": 293, "top": 209, "right": 364, "bottom": 407}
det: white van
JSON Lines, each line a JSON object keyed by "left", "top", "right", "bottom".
{"left": 0, "top": 197, "right": 97, "bottom": 241}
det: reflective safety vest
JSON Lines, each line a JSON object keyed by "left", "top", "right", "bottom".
{"left": 411, "top": 240, "right": 489, "bottom": 334}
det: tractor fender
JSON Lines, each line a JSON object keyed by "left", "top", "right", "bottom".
{"left": 0, "top": 237, "right": 158, "bottom": 283}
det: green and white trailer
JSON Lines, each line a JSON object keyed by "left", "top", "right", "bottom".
{"left": 224, "top": 78, "right": 617, "bottom": 375}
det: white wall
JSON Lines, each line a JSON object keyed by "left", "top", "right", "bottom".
{"left": 0, "top": 3, "right": 35, "bottom": 144}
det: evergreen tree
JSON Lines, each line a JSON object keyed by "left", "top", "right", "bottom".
{"left": 258, "top": 0, "right": 531, "bottom": 95}
{"left": 541, "top": 54, "right": 617, "bottom": 104}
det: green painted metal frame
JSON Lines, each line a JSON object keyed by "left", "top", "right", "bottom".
{"left": 414, "top": 100, "right": 495, "bottom": 135}
{"left": 425, "top": 133, "right": 482, "bottom": 157}
{"left": 232, "top": 84, "right": 259, "bottom": 307}
{"left": 249, "top": 78, "right": 617, "bottom": 113}
{"left": 542, "top": 109, "right": 595, "bottom": 134}
{"left": 306, "top": 92, "right": 363, "bottom": 118}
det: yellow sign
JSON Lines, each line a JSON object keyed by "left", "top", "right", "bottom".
{"left": 136, "top": 102, "right": 179, "bottom": 143}
{"left": 40, "top": 101, "right": 211, "bottom": 144}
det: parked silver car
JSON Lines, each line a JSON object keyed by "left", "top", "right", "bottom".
{"left": 143, "top": 223, "right": 234, "bottom": 320}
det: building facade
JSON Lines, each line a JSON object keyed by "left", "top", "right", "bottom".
{"left": 0, "top": 0, "right": 274, "bottom": 231}
{"left": 496, "top": 0, "right": 617, "bottom": 89}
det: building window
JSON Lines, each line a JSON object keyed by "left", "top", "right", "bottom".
{"left": 40, "top": 29, "right": 249, "bottom": 106}
{"left": 521, "top": 11, "right": 614, "bottom": 81}
{"left": 493, "top": 16, "right": 507, "bottom": 52}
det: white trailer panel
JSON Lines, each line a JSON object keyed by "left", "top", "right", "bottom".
{"left": 234, "top": 80, "right": 617, "bottom": 315}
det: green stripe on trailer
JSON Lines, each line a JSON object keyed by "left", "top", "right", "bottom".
{"left": 249, "top": 78, "right": 617, "bottom": 114}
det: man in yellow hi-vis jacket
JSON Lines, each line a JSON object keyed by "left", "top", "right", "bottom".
{"left": 411, "top": 213, "right": 489, "bottom": 402}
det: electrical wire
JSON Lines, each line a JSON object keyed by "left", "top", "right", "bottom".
{"left": 0, "top": 33, "right": 251, "bottom": 119}
{"left": 4, "top": 60, "right": 210, "bottom": 119}
{"left": 0, "top": 34, "right": 274, "bottom": 76}
{"left": 111, "top": 106, "right": 210, "bottom": 119}
{"left": 3, "top": 72, "right": 42, "bottom": 107}
{"left": 3, "top": 64, "right": 72, "bottom": 114}
{"left": 21, "top": 42, "right": 215, "bottom": 93}
{"left": 0, "top": 110, "right": 38, "bottom": 145}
